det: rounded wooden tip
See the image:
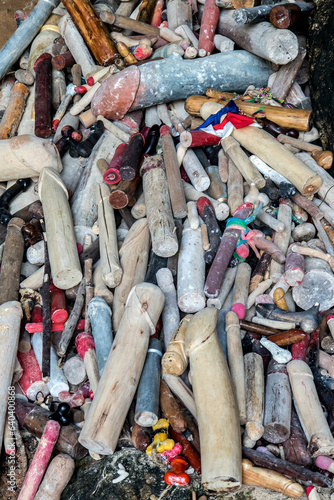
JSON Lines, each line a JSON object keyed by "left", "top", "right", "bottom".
{"left": 135, "top": 410, "right": 158, "bottom": 427}
{"left": 185, "top": 308, "right": 218, "bottom": 354}
{"left": 109, "top": 190, "right": 129, "bottom": 209}
{"left": 311, "top": 150, "right": 333, "bottom": 170}
{"left": 226, "top": 311, "right": 240, "bottom": 329}
{"left": 246, "top": 421, "right": 265, "bottom": 442}
{"left": 162, "top": 352, "right": 187, "bottom": 376}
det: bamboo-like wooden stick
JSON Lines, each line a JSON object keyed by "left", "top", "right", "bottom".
{"left": 0, "top": 218, "right": 25, "bottom": 306}
{"left": 243, "top": 352, "right": 264, "bottom": 448}
{"left": 79, "top": 283, "right": 164, "bottom": 454}
{"left": 185, "top": 308, "right": 242, "bottom": 491}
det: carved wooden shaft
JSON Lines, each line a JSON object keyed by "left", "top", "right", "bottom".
{"left": 140, "top": 155, "right": 178, "bottom": 258}
{"left": 61, "top": 0, "right": 118, "bottom": 66}
{"left": 97, "top": 183, "right": 122, "bottom": 288}
{"left": 198, "top": 0, "right": 220, "bottom": 55}
{"left": 160, "top": 126, "right": 187, "bottom": 219}
{"left": 231, "top": 262, "right": 252, "bottom": 319}
{"left": 0, "top": 302, "right": 22, "bottom": 450}
{"left": 226, "top": 311, "right": 246, "bottom": 425}
{"left": 0, "top": 218, "right": 25, "bottom": 306}
{"left": 38, "top": 168, "right": 82, "bottom": 290}
{"left": 79, "top": 283, "right": 164, "bottom": 454}
{"left": 185, "top": 308, "right": 242, "bottom": 491}
{"left": 270, "top": 200, "right": 292, "bottom": 283}
{"left": 112, "top": 219, "right": 150, "bottom": 332}
{"left": 244, "top": 352, "right": 264, "bottom": 447}
{"left": 263, "top": 359, "right": 291, "bottom": 444}
{"left": 287, "top": 359, "right": 334, "bottom": 458}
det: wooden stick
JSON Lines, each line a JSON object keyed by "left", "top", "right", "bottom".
{"left": 0, "top": 304, "right": 23, "bottom": 448}
{"left": 141, "top": 155, "right": 178, "bottom": 258}
{"left": 79, "top": 283, "right": 164, "bottom": 454}
{"left": 222, "top": 136, "right": 265, "bottom": 189}
{"left": 231, "top": 262, "right": 252, "bottom": 320}
{"left": 162, "top": 315, "right": 192, "bottom": 376}
{"left": 287, "top": 359, "right": 334, "bottom": 457}
{"left": 226, "top": 311, "right": 246, "bottom": 425}
{"left": 100, "top": 10, "right": 160, "bottom": 36}
{"left": 88, "top": 297, "right": 113, "bottom": 375}
{"left": 38, "top": 168, "right": 82, "bottom": 290}
{"left": 135, "top": 338, "right": 162, "bottom": 427}
{"left": 242, "top": 459, "right": 304, "bottom": 498}
{"left": 61, "top": 0, "right": 118, "bottom": 66}
{"left": 263, "top": 359, "right": 291, "bottom": 444}
{"left": 76, "top": 332, "right": 100, "bottom": 394}
{"left": 58, "top": 15, "right": 98, "bottom": 79}
{"left": 160, "top": 379, "right": 187, "bottom": 433}
{"left": 15, "top": 399, "right": 87, "bottom": 460}
{"left": 283, "top": 406, "right": 312, "bottom": 467}
{"left": 185, "top": 308, "right": 241, "bottom": 490}
{"left": 112, "top": 219, "right": 150, "bottom": 332}
{"left": 0, "top": 218, "right": 25, "bottom": 306}
{"left": 278, "top": 134, "right": 322, "bottom": 153}
{"left": 57, "top": 279, "right": 85, "bottom": 357}
{"left": 182, "top": 180, "right": 229, "bottom": 221}
{"left": 96, "top": 183, "right": 122, "bottom": 288}
{"left": 227, "top": 158, "right": 244, "bottom": 215}
{"left": 218, "top": 10, "right": 298, "bottom": 65}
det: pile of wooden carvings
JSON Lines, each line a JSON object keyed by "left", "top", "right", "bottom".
{"left": 0, "top": 0, "right": 334, "bottom": 498}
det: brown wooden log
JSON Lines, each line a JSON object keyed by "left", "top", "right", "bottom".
{"left": 268, "top": 330, "right": 307, "bottom": 347}
{"left": 159, "top": 379, "right": 187, "bottom": 433}
{"left": 185, "top": 95, "right": 312, "bottom": 132}
{"left": 61, "top": 0, "right": 119, "bottom": 66}
{"left": 0, "top": 83, "right": 29, "bottom": 140}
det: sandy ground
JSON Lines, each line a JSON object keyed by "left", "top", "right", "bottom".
{"left": 0, "top": 0, "right": 37, "bottom": 49}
